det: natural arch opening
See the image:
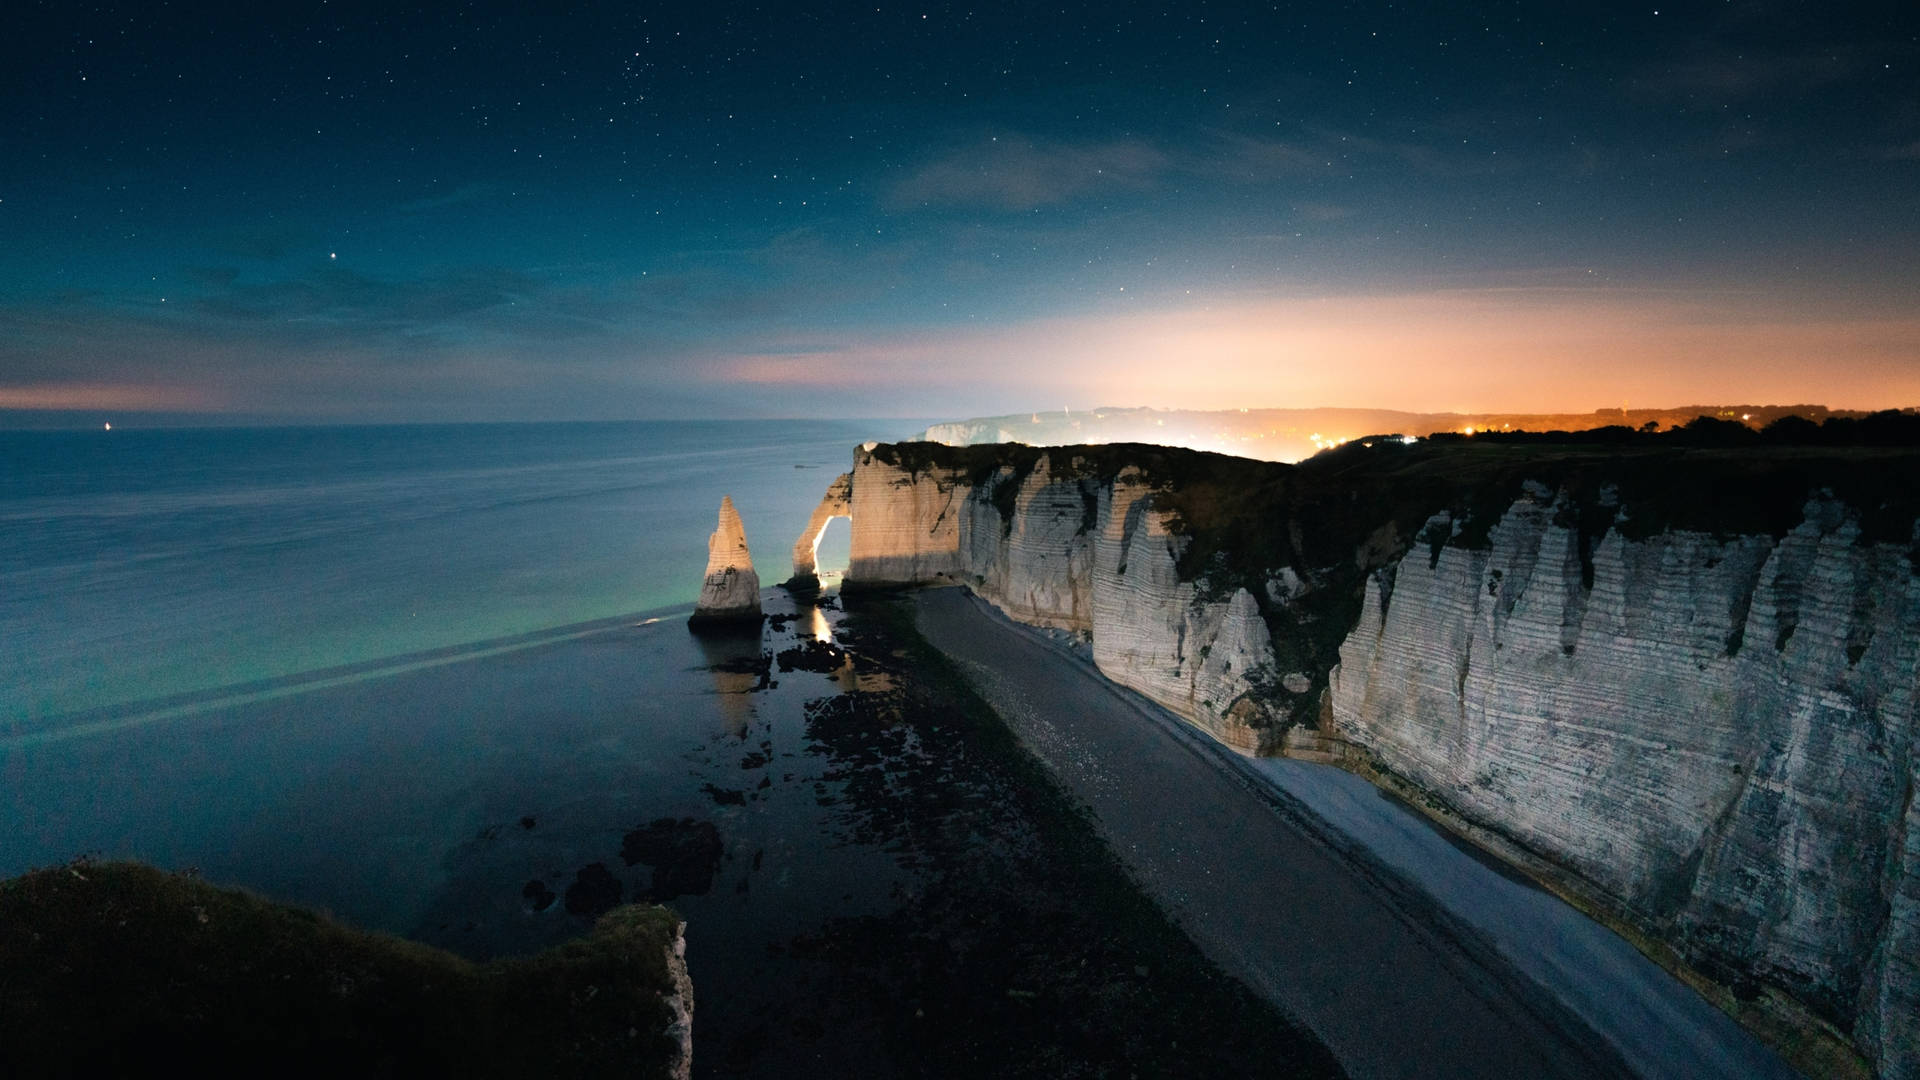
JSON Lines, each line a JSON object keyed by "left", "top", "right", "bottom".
{"left": 787, "top": 471, "right": 854, "bottom": 589}
{"left": 806, "top": 515, "right": 851, "bottom": 584}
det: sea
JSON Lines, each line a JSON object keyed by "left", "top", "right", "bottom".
{"left": 0, "top": 420, "right": 916, "bottom": 931}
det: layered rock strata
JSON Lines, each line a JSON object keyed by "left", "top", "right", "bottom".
{"left": 1328, "top": 493, "right": 1919, "bottom": 1078}
{"left": 798, "top": 440, "right": 1920, "bottom": 1079}
{"left": 689, "top": 496, "right": 762, "bottom": 626}
{"left": 828, "top": 445, "right": 1277, "bottom": 749}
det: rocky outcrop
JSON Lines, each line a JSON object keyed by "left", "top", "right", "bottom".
{"left": 690, "top": 496, "right": 761, "bottom": 626}
{"left": 0, "top": 861, "right": 694, "bottom": 1076}
{"left": 665, "top": 920, "right": 694, "bottom": 1080}
{"left": 787, "top": 472, "right": 852, "bottom": 589}
{"left": 805, "top": 438, "right": 1920, "bottom": 1079}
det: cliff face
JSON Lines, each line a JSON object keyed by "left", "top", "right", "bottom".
{"left": 665, "top": 921, "right": 694, "bottom": 1080}
{"left": 833, "top": 446, "right": 1283, "bottom": 751}
{"left": 804, "top": 438, "right": 1920, "bottom": 1079}
{"left": 1329, "top": 492, "right": 1919, "bottom": 1076}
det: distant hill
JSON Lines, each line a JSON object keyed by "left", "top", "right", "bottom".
{"left": 917, "top": 404, "right": 1899, "bottom": 463}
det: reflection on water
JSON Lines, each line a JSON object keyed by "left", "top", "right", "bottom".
{"left": 695, "top": 628, "right": 767, "bottom": 741}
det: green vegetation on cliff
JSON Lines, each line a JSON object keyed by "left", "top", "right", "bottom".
{"left": 0, "top": 861, "right": 685, "bottom": 1078}
{"left": 874, "top": 412, "right": 1920, "bottom": 728}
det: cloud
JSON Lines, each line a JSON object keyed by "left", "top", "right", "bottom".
{"left": 396, "top": 182, "right": 491, "bottom": 214}
{"left": 0, "top": 236, "right": 920, "bottom": 421}
{"left": 887, "top": 136, "right": 1169, "bottom": 211}
{"left": 1887, "top": 141, "right": 1920, "bottom": 161}
{"left": 1202, "top": 133, "right": 1328, "bottom": 179}
{"left": 1292, "top": 201, "right": 1352, "bottom": 222}
{"left": 208, "top": 227, "right": 305, "bottom": 261}
{"left": 748, "top": 342, "right": 850, "bottom": 356}
{"left": 1630, "top": 44, "right": 1882, "bottom": 102}
{"left": 0, "top": 383, "right": 219, "bottom": 411}
{"left": 187, "top": 264, "right": 539, "bottom": 340}
{"left": 885, "top": 124, "right": 1513, "bottom": 217}
{"left": 184, "top": 266, "right": 242, "bottom": 288}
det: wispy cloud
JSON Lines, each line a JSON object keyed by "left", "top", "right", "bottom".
{"left": 886, "top": 125, "right": 1497, "bottom": 215}
{"left": 207, "top": 227, "right": 305, "bottom": 262}
{"left": 887, "top": 136, "right": 1169, "bottom": 211}
{"left": 1201, "top": 133, "right": 1328, "bottom": 180}
{"left": 396, "top": 182, "right": 491, "bottom": 214}
{"left": 1630, "top": 44, "right": 1885, "bottom": 102}
{"left": 0, "top": 383, "right": 220, "bottom": 411}
{"left": 188, "top": 264, "right": 538, "bottom": 337}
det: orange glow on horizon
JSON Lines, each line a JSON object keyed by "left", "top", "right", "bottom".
{"left": 722, "top": 287, "right": 1920, "bottom": 414}
{"left": 0, "top": 383, "right": 218, "bottom": 412}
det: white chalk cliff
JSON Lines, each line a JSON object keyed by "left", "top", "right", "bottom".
{"left": 690, "top": 495, "right": 761, "bottom": 624}
{"left": 1330, "top": 493, "right": 1920, "bottom": 1079}
{"left": 832, "top": 447, "right": 1290, "bottom": 751}
{"left": 801, "top": 440, "right": 1920, "bottom": 1079}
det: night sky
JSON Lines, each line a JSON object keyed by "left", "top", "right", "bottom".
{"left": 4, "top": 2, "right": 1917, "bottom": 424}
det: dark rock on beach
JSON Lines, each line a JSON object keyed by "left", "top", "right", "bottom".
{"left": 621, "top": 818, "right": 725, "bottom": 901}
{"left": 562, "top": 862, "right": 623, "bottom": 917}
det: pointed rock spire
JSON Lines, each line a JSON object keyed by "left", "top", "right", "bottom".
{"left": 690, "top": 496, "right": 762, "bottom": 627}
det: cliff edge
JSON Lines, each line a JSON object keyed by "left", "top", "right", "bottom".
{"left": 798, "top": 417, "right": 1920, "bottom": 1079}
{"left": 0, "top": 860, "right": 692, "bottom": 1078}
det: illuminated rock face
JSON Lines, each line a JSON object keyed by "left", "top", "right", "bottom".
{"left": 1081, "top": 467, "right": 1277, "bottom": 753}
{"left": 689, "top": 496, "right": 761, "bottom": 625}
{"left": 787, "top": 472, "right": 852, "bottom": 587}
{"left": 844, "top": 451, "right": 968, "bottom": 585}
{"left": 1329, "top": 495, "right": 1920, "bottom": 1075}
{"left": 807, "top": 443, "right": 1920, "bottom": 1076}
{"left": 833, "top": 448, "right": 1282, "bottom": 752}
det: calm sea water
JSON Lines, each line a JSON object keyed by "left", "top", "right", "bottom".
{"left": 0, "top": 420, "right": 1344, "bottom": 1077}
{"left": 0, "top": 421, "right": 911, "bottom": 908}
{"left": 1, "top": 421, "right": 894, "bottom": 727}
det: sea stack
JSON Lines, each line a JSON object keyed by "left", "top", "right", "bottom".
{"left": 689, "top": 496, "right": 762, "bottom": 628}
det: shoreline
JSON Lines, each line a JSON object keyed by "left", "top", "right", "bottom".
{"left": 7, "top": 580, "right": 1349, "bottom": 1077}
{"left": 913, "top": 585, "right": 1802, "bottom": 1080}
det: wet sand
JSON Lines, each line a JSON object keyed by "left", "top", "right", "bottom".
{"left": 914, "top": 586, "right": 1801, "bottom": 1080}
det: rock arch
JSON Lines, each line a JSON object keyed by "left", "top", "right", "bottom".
{"left": 787, "top": 472, "right": 853, "bottom": 590}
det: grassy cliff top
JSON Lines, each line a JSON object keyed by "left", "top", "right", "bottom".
{"left": 873, "top": 412, "right": 1920, "bottom": 568}
{"left": 0, "top": 861, "right": 685, "bottom": 1078}
{"left": 870, "top": 415, "right": 1920, "bottom": 727}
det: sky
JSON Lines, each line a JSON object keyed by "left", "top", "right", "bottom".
{"left": 2, "top": 1, "right": 1917, "bottom": 425}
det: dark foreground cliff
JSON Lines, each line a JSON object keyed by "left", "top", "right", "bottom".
{"left": 0, "top": 861, "right": 693, "bottom": 1078}
{"left": 796, "top": 414, "right": 1920, "bottom": 1080}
